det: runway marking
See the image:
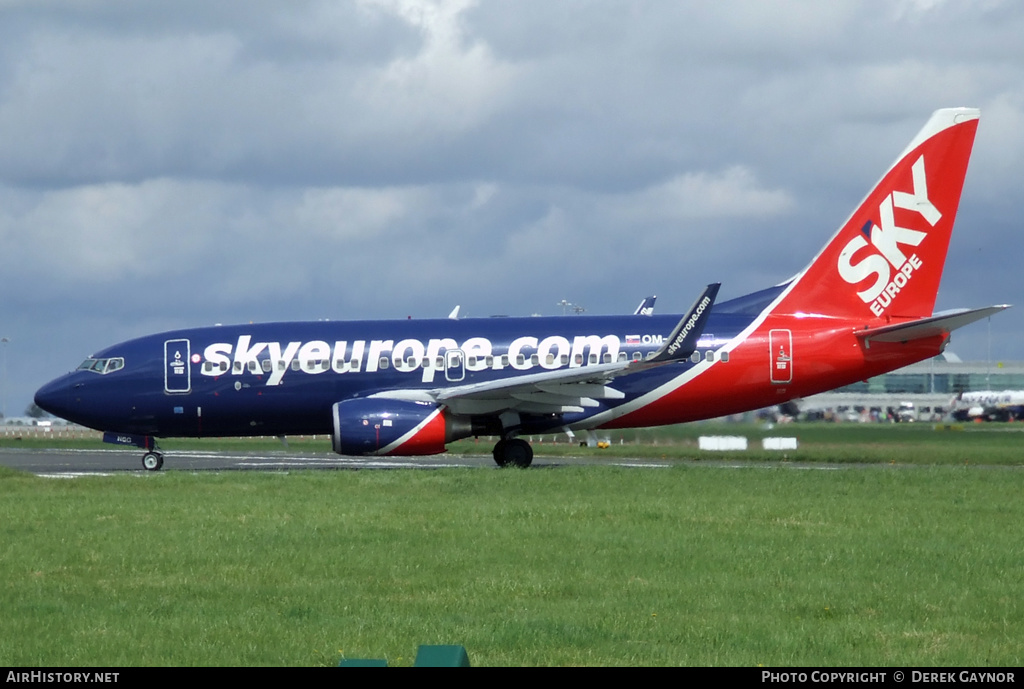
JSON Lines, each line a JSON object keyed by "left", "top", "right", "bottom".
{"left": 38, "top": 472, "right": 115, "bottom": 479}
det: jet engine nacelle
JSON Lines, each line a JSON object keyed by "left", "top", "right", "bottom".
{"left": 331, "top": 398, "right": 472, "bottom": 456}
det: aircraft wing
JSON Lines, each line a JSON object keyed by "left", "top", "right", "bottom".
{"left": 855, "top": 304, "right": 1010, "bottom": 345}
{"left": 370, "top": 284, "right": 720, "bottom": 416}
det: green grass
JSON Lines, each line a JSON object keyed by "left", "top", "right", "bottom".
{"left": 1, "top": 465, "right": 1022, "bottom": 666}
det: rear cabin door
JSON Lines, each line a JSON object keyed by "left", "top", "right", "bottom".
{"left": 769, "top": 329, "right": 792, "bottom": 384}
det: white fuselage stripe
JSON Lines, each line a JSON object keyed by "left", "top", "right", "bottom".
{"left": 375, "top": 407, "right": 443, "bottom": 455}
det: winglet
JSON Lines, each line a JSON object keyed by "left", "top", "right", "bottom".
{"left": 648, "top": 283, "right": 720, "bottom": 363}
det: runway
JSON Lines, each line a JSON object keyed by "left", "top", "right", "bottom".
{"left": 0, "top": 447, "right": 678, "bottom": 476}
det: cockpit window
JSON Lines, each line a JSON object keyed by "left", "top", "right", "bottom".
{"left": 77, "top": 357, "right": 125, "bottom": 374}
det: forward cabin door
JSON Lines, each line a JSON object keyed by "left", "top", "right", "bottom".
{"left": 164, "top": 339, "right": 192, "bottom": 394}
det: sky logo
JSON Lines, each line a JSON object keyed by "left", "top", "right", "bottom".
{"left": 836, "top": 155, "right": 941, "bottom": 316}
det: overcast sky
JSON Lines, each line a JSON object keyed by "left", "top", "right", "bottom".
{"left": 2, "top": 0, "right": 1022, "bottom": 416}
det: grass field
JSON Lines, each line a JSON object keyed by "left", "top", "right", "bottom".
{"left": 1, "top": 425, "right": 1023, "bottom": 666}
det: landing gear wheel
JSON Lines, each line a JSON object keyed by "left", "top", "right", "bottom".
{"left": 142, "top": 452, "right": 164, "bottom": 471}
{"left": 492, "top": 438, "right": 533, "bottom": 468}
{"left": 493, "top": 439, "right": 510, "bottom": 467}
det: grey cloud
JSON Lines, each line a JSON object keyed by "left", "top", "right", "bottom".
{"left": 2, "top": 0, "right": 1023, "bottom": 414}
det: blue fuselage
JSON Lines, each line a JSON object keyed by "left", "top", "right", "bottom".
{"left": 35, "top": 310, "right": 756, "bottom": 439}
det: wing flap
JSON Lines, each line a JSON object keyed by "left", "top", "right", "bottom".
{"left": 509, "top": 391, "right": 601, "bottom": 407}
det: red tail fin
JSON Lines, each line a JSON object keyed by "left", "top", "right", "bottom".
{"left": 776, "top": 108, "right": 980, "bottom": 321}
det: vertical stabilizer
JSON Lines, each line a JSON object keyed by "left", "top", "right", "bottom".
{"left": 775, "top": 108, "right": 980, "bottom": 321}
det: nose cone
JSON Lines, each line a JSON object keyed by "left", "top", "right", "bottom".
{"left": 34, "top": 375, "right": 74, "bottom": 422}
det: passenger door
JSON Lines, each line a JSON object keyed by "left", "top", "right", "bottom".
{"left": 164, "top": 339, "right": 192, "bottom": 394}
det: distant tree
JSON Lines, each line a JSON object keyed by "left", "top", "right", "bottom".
{"left": 25, "top": 403, "right": 48, "bottom": 419}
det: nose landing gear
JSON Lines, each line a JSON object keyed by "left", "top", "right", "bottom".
{"left": 141, "top": 451, "right": 165, "bottom": 471}
{"left": 101, "top": 433, "right": 166, "bottom": 471}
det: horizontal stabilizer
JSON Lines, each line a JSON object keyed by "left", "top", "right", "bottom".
{"left": 856, "top": 305, "right": 1010, "bottom": 344}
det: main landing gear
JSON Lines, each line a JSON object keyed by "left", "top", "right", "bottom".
{"left": 141, "top": 450, "right": 164, "bottom": 471}
{"left": 492, "top": 437, "right": 533, "bottom": 468}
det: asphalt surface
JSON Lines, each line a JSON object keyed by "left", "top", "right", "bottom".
{"left": 0, "top": 447, "right": 680, "bottom": 476}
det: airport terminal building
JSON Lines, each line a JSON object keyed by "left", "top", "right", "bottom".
{"left": 801, "top": 353, "right": 1024, "bottom": 420}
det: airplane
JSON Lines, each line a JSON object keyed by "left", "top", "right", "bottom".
{"left": 950, "top": 390, "right": 1024, "bottom": 422}
{"left": 633, "top": 296, "right": 657, "bottom": 316}
{"left": 35, "top": 108, "right": 1009, "bottom": 471}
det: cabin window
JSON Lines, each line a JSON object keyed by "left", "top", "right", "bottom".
{"left": 545, "top": 354, "right": 554, "bottom": 366}
{"left": 501, "top": 355, "right": 509, "bottom": 367}
{"left": 575, "top": 354, "right": 583, "bottom": 365}
{"left": 291, "top": 360, "right": 301, "bottom": 371}
{"left": 720, "top": 351, "right": 730, "bottom": 363}
{"left": 485, "top": 355, "right": 494, "bottom": 367}
{"left": 281, "top": 361, "right": 289, "bottom": 371}
{"left": 435, "top": 356, "right": 444, "bottom": 368}
{"left": 632, "top": 352, "right": 642, "bottom": 362}
{"left": 234, "top": 361, "right": 243, "bottom": 373}
{"left": 262, "top": 359, "right": 272, "bottom": 373}
{"left": 705, "top": 350, "right": 714, "bottom": 363}
{"left": 516, "top": 354, "right": 525, "bottom": 366}
{"left": 618, "top": 352, "right": 627, "bottom": 362}
{"left": 203, "top": 362, "right": 214, "bottom": 373}
{"left": 321, "top": 360, "right": 330, "bottom": 371}
{"left": 560, "top": 354, "right": 569, "bottom": 365}
{"left": 350, "top": 360, "right": 361, "bottom": 372}
{"left": 530, "top": 354, "right": 539, "bottom": 366}
{"left": 603, "top": 353, "right": 612, "bottom": 363}
{"left": 589, "top": 354, "right": 598, "bottom": 364}
{"left": 468, "top": 356, "right": 477, "bottom": 367}
{"left": 690, "top": 352, "right": 701, "bottom": 363}
{"left": 421, "top": 358, "right": 430, "bottom": 369}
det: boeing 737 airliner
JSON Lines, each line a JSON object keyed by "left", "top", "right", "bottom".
{"left": 35, "top": 108, "right": 1007, "bottom": 469}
